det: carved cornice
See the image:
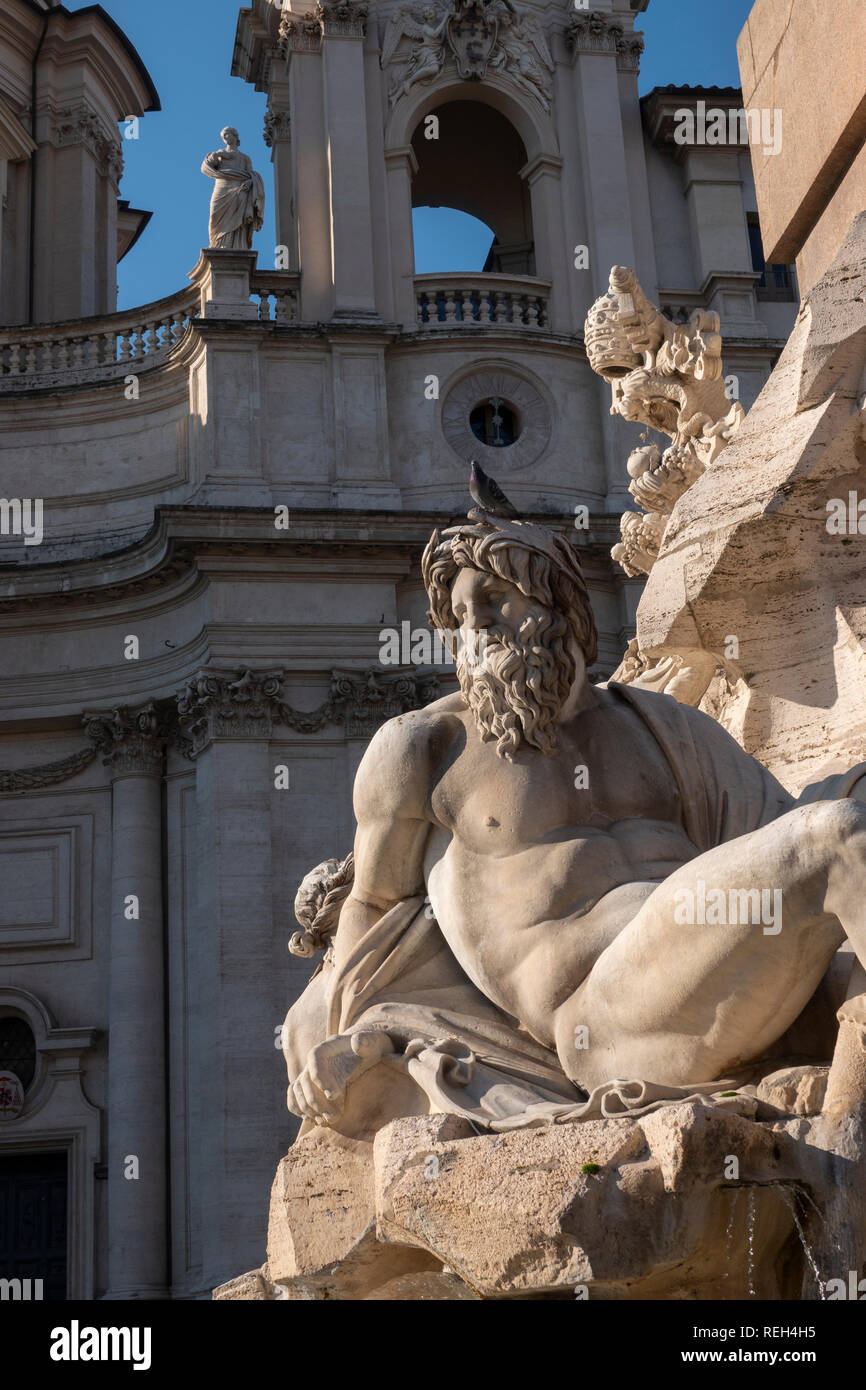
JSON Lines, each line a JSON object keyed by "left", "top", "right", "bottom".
{"left": 264, "top": 106, "right": 292, "bottom": 147}
{"left": 0, "top": 745, "right": 97, "bottom": 794}
{"left": 316, "top": 0, "right": 368, "bottom": 37}
{"left": 83, "top": 703, "right": 166, "bottom": 776}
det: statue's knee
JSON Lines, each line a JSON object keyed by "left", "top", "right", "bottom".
{"left": 803, "top": 798, "right": 866, "bottom": 848}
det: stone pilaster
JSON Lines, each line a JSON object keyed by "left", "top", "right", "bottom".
{"left": 83, "top": 703, "right": 168, "bottom": 1300}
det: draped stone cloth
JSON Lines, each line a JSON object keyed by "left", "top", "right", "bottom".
{"left": 201, "top": 152, "right": 265, "bottom": 250}
{"left": 300, "top": 683, "right": 864, "bottom": 1132}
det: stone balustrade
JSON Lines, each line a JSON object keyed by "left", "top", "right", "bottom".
{"left": 0, "top": 286, "right": 200, "bottom": 392}
{"left": 250, "top": 270, "right": 301, "bottom": 323}
{"left": 414, "top": 274, "right": 551, "bottom": 330}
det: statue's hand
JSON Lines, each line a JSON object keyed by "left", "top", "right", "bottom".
{"left": 288, "top": 1030, "right": 394, "bottom": 1124}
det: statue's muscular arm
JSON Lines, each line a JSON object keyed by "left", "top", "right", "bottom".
{"left": 332, "top": 711, "right": 439, "bottom": 971}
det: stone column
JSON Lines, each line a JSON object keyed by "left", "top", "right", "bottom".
{"left": 176, "top": 669, "right": 284, "bottom": 1292}
{"left": 520, "top": 154, "right": 570, "bottom": 334}
{"left": 84, "top": 705, "right": 168, "bottom": 1300}
{"left": 384, "top": 146, "right": 418, "bottom": 329}
{"left": 264, "top": 82, "right": 295, "bottom": 269}
{"left": 319, "top": 0, "right": 378, "bottom": 319}
{"left": 283, "top": 15, "right": 333, "bottom": 320}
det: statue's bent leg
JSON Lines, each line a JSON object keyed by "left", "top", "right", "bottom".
{"left": 555, "top": 800, "right": 866, "bottom": 1089}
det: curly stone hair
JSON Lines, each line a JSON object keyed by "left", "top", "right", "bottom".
{"left": 421, "top": 516, "right": 598, "bottom": 668}
{"left": 289, "top": 852, "right": 355, "bottom": 959}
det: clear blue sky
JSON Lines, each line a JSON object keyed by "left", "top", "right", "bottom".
{"left": 102, "top": 0, "right": 755, "bottom": 308}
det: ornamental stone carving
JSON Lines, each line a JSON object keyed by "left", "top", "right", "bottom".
{"left": 381, "top": 0, "right": 554, "bottom": 110}
{"left": 0, "top": 745, "right": 97, "bottom": 794}
{"left": 176, "top": 666, "right": 441, "bottom": 754}
{"left": 585, "top": 264, "right": 743, "bottom": 580}
{"left": 263, "top": 107, "right": 291, "bottom": 148}
{"left": 317, "top": 0, "right": 369, "bottom": 36}
{"left": 279, "top": 10, "right": 323, "bottom": 53}
{"left": 83, "top": 703, "right": 165, "bottom": 776}
{"left": 176, "top": 668, "right": 285, "bottom": 755}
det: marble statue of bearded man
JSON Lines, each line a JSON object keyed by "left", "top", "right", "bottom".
{"left": 281, "top": 512, "right": 866, "bottom": 1139}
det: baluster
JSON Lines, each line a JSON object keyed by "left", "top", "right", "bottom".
{"left": 86, "top": 333, "right": 100, "bottom": 368}
{"left": 443, "top": 289, "right": 457, "bottom": 323}
{"left": 40, "top": 339, "right": 54, "bottom": 373}
{"left": 538, "top": 297, "right": 548, "bottom": 328}
{"left": 68, "top": 336, "right": 83, "bottom": 370}
{"left": 461, "top": 288, "right": 473, "bottom": 323}
{"left": 416, "top": 292, "right": 426, "bottom": 326}
{"left": 493, "top": 291, "right": 508, "bottom": 324}
{"left": 8, "top": 343, "right": 20, "bottom": 375}
{"left": 24, "top": 343, "right": 36, "bottom": 374}
{"left": 525, "top": 297, "right": 539, "bottom": 328}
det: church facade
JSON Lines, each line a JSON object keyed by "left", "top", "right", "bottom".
{"left": 0, "top": 0, "right": 796, "bottom": 1298}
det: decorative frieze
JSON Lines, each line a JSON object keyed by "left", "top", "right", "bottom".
{"left": 0, "top": 745, "right": 97, "bottom": 794}
{"left": 382, "top": 0, "right": 554, "bottom": 111}
{"left": 178, "top": 665, "right": 442, "bottom": 753}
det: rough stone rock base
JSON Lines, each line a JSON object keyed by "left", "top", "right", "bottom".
{"left": 214, "top": 1081, "right": 866, "bottom": 1300}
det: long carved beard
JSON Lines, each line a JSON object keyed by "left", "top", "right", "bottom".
{"left": 456, "top": 616, "right": 575, "bottom": 759}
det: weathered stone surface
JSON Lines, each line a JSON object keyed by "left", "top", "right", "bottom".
{"left": 212, "top": 1265, "right": 284, "bottom": 1300}
{"left": 266, "top": 1126, "right": 442, "bottom": 1299}
{"left": 373, "top": 1108, "right": 800, "bottom": 1299}
{"left": 632, "top": 212, "right": 866, "bottom": 792}
{"left": 756, "top": 1066, "right": 829, "bottom": 1117}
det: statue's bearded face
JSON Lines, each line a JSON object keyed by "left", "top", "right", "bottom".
{"left": 449, "top": 566, "right": 578, "bottom": 760}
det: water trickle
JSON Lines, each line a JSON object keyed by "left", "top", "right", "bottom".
{"left": 723, "top": 1188, "right": 740, "bottom": 1281}
{"left": 747, "top": 1188, "right": 757, "bottom": 1296}
{"left": 779, "top": 1186, "right": 826, "bottom": 1299}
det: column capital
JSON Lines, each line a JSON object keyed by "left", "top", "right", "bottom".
{"left": 316, "top": 0, "right": 368, "bottom": 39}
{"left": 83, "top": 703, "right": 165, "bottom": 777}
{"left": 264, "top": 105, "right": 292, "bottom": 147}
{"left": 176, "top": 667, "right": 285, "bottom": 756}
{"left": 564, "top": 12, "right": 643, "bottom": 72}
{"left": 280, "top": 10, "right": 324, "bottom": 54}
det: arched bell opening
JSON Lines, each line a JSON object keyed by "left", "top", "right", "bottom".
{"left": 410, "top": 101, "right": 535, "bottom": 276}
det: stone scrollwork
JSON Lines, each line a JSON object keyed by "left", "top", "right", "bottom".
{"left": 381, "top": 0, "right": 554, "bottom": 110}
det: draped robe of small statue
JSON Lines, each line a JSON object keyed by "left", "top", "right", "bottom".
{"left": 201, "top": 148, "right": 265, "bottom": 250}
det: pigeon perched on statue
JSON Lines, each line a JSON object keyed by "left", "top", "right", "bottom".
{"left": 469, "top": 460, "right": 520, "bottom": 519}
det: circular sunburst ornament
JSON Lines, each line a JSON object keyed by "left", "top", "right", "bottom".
{"left": 0, "top": 1070, "right": 24, "bottom": 1118}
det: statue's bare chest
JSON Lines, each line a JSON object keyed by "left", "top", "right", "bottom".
{"left": 429, "top": 701, "right": 682, "bottom": 850}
